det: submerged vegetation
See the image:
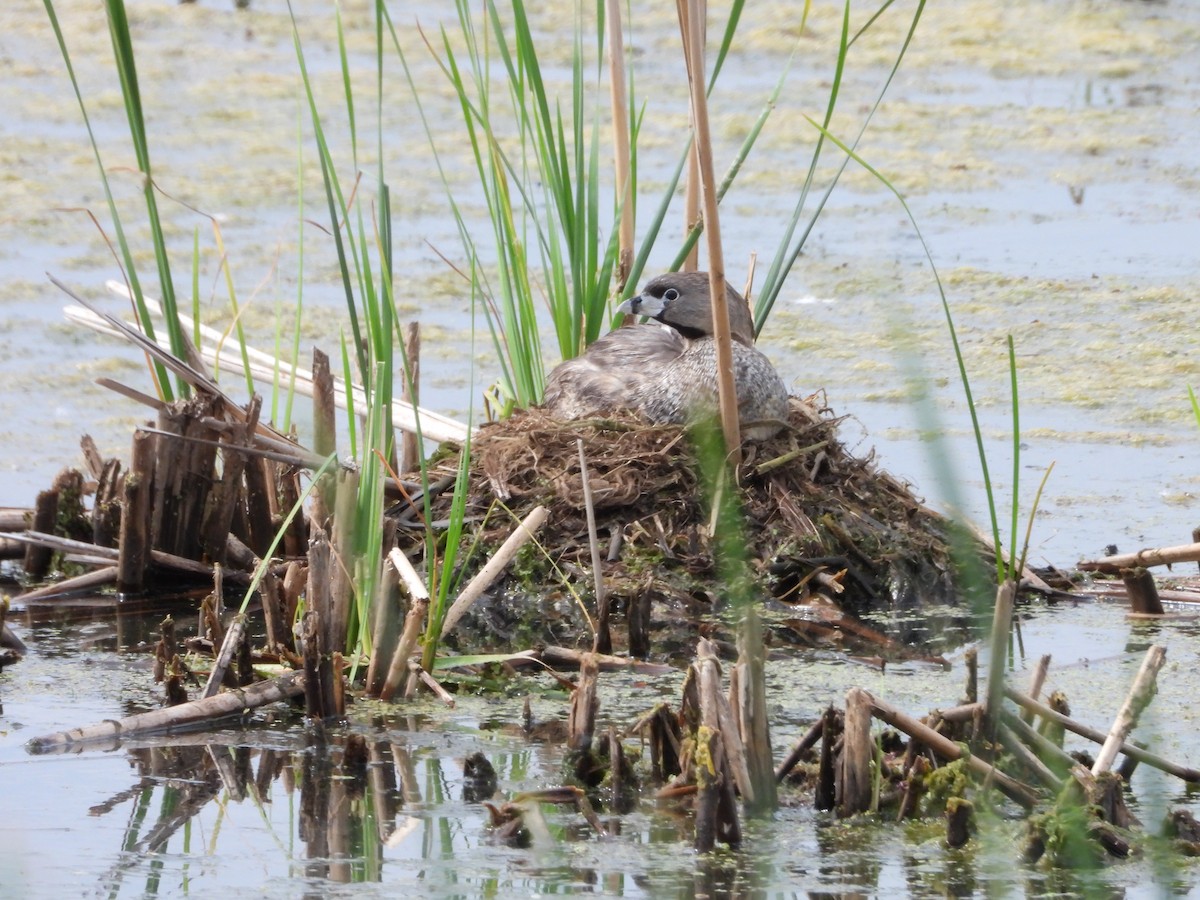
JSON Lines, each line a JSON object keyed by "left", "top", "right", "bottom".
{"left": 2, "top": 0, "right": 1198, "bottom": 894}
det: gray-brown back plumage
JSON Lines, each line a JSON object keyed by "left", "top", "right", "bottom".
{"left": 543, "top": 272, "right": 789, "bottom": 440}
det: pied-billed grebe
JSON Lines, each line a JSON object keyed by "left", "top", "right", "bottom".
{"left": 543, "top": 272, "right": 789, "bottom": 440}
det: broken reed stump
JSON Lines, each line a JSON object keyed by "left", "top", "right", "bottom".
{"left": 839, "top": 687, "right": 874, "bottom": 817}
{"left": 568, "top": 653, "right": 600, "bottom": 754}
{"left": 380, "top": 548, "right": 430, "bottom": 703}
{"left": 24, "top": 488, "right": 58, "bottom": 579}
{"left": 733, "top": 604, "right": 777, "bottom": 814}
{"left": 398, "top": 322, "right": 421, "bottom": 474}
{"left": 1022, "top": 653, "right": 1052, "bottom": 726}
{"left": 983, "top": 580, "right": 1017, "bottom": 742}
{"left": 153, "top": 616, "right": 189, "bottom": 706}
{"left": 1120, "top": 567, "right": 1164, "bottom": 615}
{"left": 815, "top": 705, "right": 839, "bottom": 811}
{"left": 945, "top": 797, "right": 975, "bottom": 848}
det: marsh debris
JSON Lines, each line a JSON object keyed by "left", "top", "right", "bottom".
{"left": 394, "top": 398, "right": 975, "bottom": 657}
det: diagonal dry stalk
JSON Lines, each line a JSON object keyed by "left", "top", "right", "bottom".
{"left": 605, "top": 0, "right": 634, "bottom": 290}
{"left": 676, "top": 0, "right": 741, "bottom": 461}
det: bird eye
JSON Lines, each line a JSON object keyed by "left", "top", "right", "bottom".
{"left": 663, "top": 288, "right": 679, "bottom": 302}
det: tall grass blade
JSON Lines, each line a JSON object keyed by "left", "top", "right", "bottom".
{"left": 754, "top": 0, "right": 925, "bottom": 335}
{"left": 804, "top": 117, "right": 1003, "bottom": 580}
{"left": 42, "top": 0, "right": 174, "bottom": 400}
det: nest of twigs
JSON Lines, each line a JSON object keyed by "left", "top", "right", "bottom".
{"left": 393, "top": 396, "right": 977, "bottom": 657}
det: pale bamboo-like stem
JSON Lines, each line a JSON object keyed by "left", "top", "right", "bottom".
{"left": 439, "top": 505, "right": 551, "bottom": 637}
{"left": 1021, "top": 653, "right": 1052, "bottom": 726}
{"left": 868, "top": 693, "right": 1039, "bottom": 808}
{"left": 605, "top": 0, "right": 634, "bottom": 290}
{"left": 381, "top": 547, "right": 430, "bottom": 703}
{"left": 399, "top": 321, "right": 420, "bottom": 471}
{"left": 77, "top": 284, "right": 471, "bottom": 443}
{"left": 576, "top": 440, "right": 609, "bottom": 652}
{"left": 1079, "top": 541, "right": 1200, "bottom": 574}
{"left": 202, "top": 617, "right": 246, "bottom": 699}
{"left": 28, "top": 671, "right": 307, "bottom": 752}
{"left": 678, "top": 0, "right": 705, "bottom": 273}
{"left": 678, "top": 0, "right": 740, "bottom": 460}
{"left": 742, "top": 251, "right": 758, "bottom": 304}
{"left": 1092, "top": 644, "right": 1167, "bottom": 775}
{"left": 1005, "top": 685, "right": 1200, "bottom": 782}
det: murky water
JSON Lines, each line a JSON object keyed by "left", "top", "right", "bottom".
{"left": 2, "top": 0, "right": 1200, "bottom": 895}
{"left": 1, "top": 0, "right": 1198, "bottom": 564}
{"left": 3, "top": 597, "right": 1200, "bottom": 896}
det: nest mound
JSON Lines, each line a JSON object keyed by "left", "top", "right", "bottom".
{"left": 396, "top": 397, "right": 974, "bottom": 657}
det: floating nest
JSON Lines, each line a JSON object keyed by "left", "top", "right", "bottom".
{"left": 394, "top": 396, "right": 981, "bottom": 658}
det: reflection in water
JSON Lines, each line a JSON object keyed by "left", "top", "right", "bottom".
{"left": 10, "top": 597, "right": 1200, "bottom": 896}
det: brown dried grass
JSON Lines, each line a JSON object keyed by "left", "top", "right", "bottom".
{"left": 395, "top": 395, "right": 971, "bottom": 656}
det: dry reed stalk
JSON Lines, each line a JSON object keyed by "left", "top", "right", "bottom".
{"left": 329, "top": 466, "right": 359, "bottom": 655}
{"left": 365, "top": 557, "right": 401, "bottom": 695}
{"left": 260, "top": 570, "right": 294, "bottom": 653}
{"left": 200, "top": 394, "right": 260, "bottom": 564}
{"left": 962, "top": 646, "right": 978, "bottom": 703}
{"left": 1001, "top": 708, "right": 1076, "bottom": 776}
{"left": 868, "top": 693, "right": 1039, "bottom": 808}
{"left": 678, "top": 0, "right": 705, "bottom": 273}
{"left": 304, "top": 527, "right": 339, "bottom": 717}
{"left": 1079, "top": 540, "right": 1200, "bottom": 573}
{"left": 0, "top": 508, "right": 32, "bottom": 531}
{"left": 277, "top": 465, "right": 307, "bottom": 558}
{"left": 399, "top": 322, "right": 420, "bottom": 472}
{"left": 202, "top": 617, "right": 246, "bottom": 699}
{"left": 438, "top": 505, "right": 551, "bottom": 637}
{"left": 742, "top": 251, "right": 757, "bottom": 302}
{"left": 242, "top": 451, "right": 275, "bottom": 556}
{"left": 996, "top": 722, "right": 1063, "bottom": 791}
{"left": 676, "top": 0, "right": 740, "bottom": 460}
{"left": 605, "top": 0, "right": 634, "bottom": 287}
{"left": 312, "top": 347, "right": 336, "bottom": 460}
{"left": 15, "top": 566, "right": 118, "bottom": 601}
{"left": 24, "top": 490, "right": 56, "bottom": 579}
{"left": 694, "top": 727, "right": 732, "bottom": 851}
{"left": 1022, "top": 653, "right": 1052, "bottom": 725}
{"left": 576, "top": 440, "right": 610, "bottom": 654}
{"left": 1080, "top": 540, "right": 1200, "bottom": 573}
{"left": 410, "top": 662, "right": 456, "bottom": 707}
{"left": 27, "top": 670, "right": 306, "bottom": 752}
{"left": 90, "top": 453, "right": 123, "bottom": 549}
{"left": 815, "top": 705, "right": 838, "bottom": 810}
{"left": 70, "top": 286, "right": 471, "bottom": 443}
{"left": 1092, "top": 644, "right": 1167, "bottom": 775}
{"left": 774, "top": 717, "right": 823, "bottom": 783}
{"left": 380, "top": 548, "right": 430, "bottom": 702}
